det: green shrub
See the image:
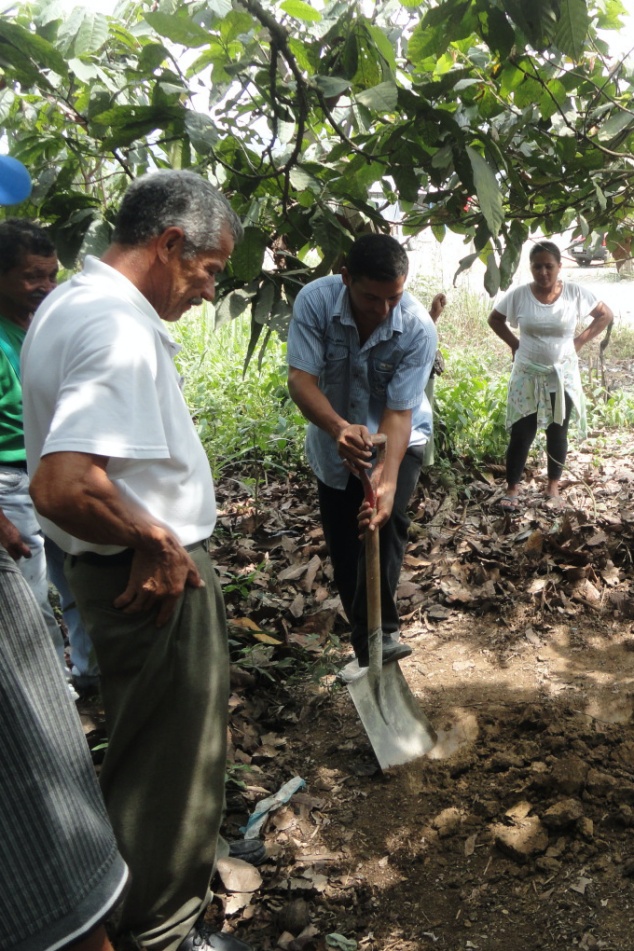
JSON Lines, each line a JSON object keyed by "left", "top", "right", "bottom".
{"left": 172, "top": 308, "right": 306, "bottom": 481}
{"left": 586, "top": 384, "right": 634, "bottom": 430}
{"left": 434, "top": 356, "right": 509, "bottom": 465}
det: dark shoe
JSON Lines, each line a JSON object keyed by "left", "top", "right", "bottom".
{"left": 228, "top": 839, "right": 267, "bottom": 866}
{"left": 382, "top": 639, "right": 413, "bottom": 665}
{"left": 355, "top": 637, "right": 413, "bottom": 668}
{"left": 180, "top": 921, "right": 253, "bottom": 951}
{"left": 72, "top": 676, "right": 100, "bottom": 700}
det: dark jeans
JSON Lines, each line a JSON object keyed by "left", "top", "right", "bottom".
{"left": 317, "top": 448, "right": 423, "bottom": 659}
{"left": 506, "top": 391, "right": 573, "bottom": 486}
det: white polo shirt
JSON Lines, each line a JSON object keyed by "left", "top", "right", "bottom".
{"left": 22, "top": 256, "right": 216, "bottom": 555}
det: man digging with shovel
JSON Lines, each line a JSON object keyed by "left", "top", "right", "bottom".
{"left": 287, "top": 233, "right": 437, "bottom": 677}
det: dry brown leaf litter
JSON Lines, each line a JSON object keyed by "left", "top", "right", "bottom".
{"left": 80, "top": 429, "right": 634, "bottom": 951}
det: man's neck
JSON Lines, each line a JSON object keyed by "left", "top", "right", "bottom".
{"left": 355, "top": 314, "right": 383, "bottom": 346}
{"left": 0, "top": 310, "right": 30, "bottom": 331}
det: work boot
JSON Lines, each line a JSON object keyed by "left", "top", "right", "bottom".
{"left": 347, "top": 635, "right": 413, "bottom": 673}
{"left": 228, "top": 839, "right": 267, "bottom": 866}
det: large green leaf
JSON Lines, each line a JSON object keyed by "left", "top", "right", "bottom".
{"left": 499, "top": 220, "right": 528, "bottom": 290}
{"left": 312, "top": 76, "right": 351, "bottom": 97}
{"left": 228, "top": 227, "right": 269, "bottom": 282}
{"left": 0, "top": 88, "right": 15, "bottom": 124}
{"left": 366, "top": 24, "right": 397, "bottom": 70}
{"left": 59, "top": 9, "right": 109, "bottom": 57}
{"left": 504, "top": 0, "right": 558, "bottom": 49}
{"left": 207, "top": 0, "right": 233, "bottom": 16}
{"left": 480, "top": 8, "right": 515, "bottom": 58}
{"left": 311, "top": 211, "right": 347, "bottom": 271}
{"left": 553, "top": 0, "right": 590, "bottom": 60}
{"left": 185, "top": 111, "right": 219, "bottom": 153}
{"left": 512, "top": 76, "right": 543, "bottom": 110}
{"left": 144, "top": 11, "right": 211, "bottom": 48}
{"left": 252, "top": 281, "right": 276, "bottom": 325}
{"left": 453, "top": 251, "right": 480, "bottom": 284}
{"left": 355, "top": 82, "right": 398, "bottom": 112}
{"left": 289, "top": 166, "right": 322, "bottom": 194}
{"left": 392, "top": 165, "right": 422, "bottom": 203}
{"left": 0, "top": 19, "right": 67, "bottom": 75}
{"left": 214, "top": 289, "right": 252, "bottom": 329}
{"left": 466, "top": 146, "right": 504, "bottom": 238}
{"left": 280, "top": 0, "right": 322, "bottom": 23}
{"left": 138, "top": 43, "right": 170, "bottom": 72}
{"left": 68, "top": 58, "right": 100, "bottom": 83}
{"left": 596, "top": 109, "right": 634, "bottom": 144}
{"left": 90, "top": 104, "right": 185, "bottom": 148}
{"left": 483, "top": 250, "right": 501, "bottom": 297}
{"left": 218, "top": 12, "right": 253, "bottom": 44}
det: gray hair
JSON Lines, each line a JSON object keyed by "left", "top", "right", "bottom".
{"left": 112, "top": 170, "right": 243, "bottom": 255}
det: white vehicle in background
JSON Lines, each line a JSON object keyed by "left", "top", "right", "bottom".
{"left": 568, "top": 234, "right": 608, "bottom": 267}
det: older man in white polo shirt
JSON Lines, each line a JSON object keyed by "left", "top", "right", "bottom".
{"left": 22, "top": 171, "right": 250, "bottom": 951}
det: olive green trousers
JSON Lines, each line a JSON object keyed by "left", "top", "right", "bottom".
{"left": 66, "top": 545, "right": 229, "bottom": 951}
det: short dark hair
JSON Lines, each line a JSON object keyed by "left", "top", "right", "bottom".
{"left": 346, "top": 233, "right": 409, "bottom": 282}
{"left": 112, "top": 170, "right": 243, "bottom": 256}
{"left": 0, "top": 219, "right": 56, "bottom": 274}
{"left": 530, "top": 240, "right": 561, "bottom": 263}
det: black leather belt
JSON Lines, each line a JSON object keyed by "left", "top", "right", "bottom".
{"left": 71, "top": 540, "right": 207, "bottom": 567}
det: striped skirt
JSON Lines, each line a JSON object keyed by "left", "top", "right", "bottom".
{"left": 0, "top": 546, "right": 128, "bottom": 951}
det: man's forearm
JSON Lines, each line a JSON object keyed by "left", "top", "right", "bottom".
{"left": 288, "top": 366, "right": 376, "bottom": 469}
{"left": 288, "top": 368, "right": 349, "bottom": 440}
{"left": 378, "top": 410, "right": 412, "bottom": 489}
{"left": 30, "top": 453, "right": 176, "bottom": 553}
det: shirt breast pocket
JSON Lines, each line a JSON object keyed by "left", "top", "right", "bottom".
{"left": 369, "top": 358, "right": 396, "bottom": 398}
{"left": 323, "top": 342, "right": 349, "bottom": 386}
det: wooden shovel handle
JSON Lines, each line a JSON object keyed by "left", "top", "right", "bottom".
{"left": 360, "top": 434, "right": 386, "bottom": 653}
{"left": 366, "top": 508, "right": 381, "bottom": 636}
{"left": 359, "top": 433, "right": 387, "bottom": 509}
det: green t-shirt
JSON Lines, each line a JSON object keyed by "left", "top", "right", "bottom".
{"left": 0, "top": 315, "right": 26, "bottom": 463}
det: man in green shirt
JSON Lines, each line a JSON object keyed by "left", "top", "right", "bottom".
{"left": 0, "top": 219, "right": 77, "bottom": 689}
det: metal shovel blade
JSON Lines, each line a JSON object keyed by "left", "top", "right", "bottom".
{"left": 348, "top": 435, "right": 436, "bottom": 769}
{"left": 347, "top": 662, "right": 437, "bottom": 770}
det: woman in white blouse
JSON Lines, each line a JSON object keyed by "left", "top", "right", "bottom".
{"left": 488, "top": 241, "right": 613, "bottom": 510}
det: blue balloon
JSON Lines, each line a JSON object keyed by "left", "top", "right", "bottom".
{"left": 0, "top": 155, "right": 32, "bottom": 205}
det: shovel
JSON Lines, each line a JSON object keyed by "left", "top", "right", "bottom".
{"left": 347, "top": 434, "right": 437, "bottom": 770}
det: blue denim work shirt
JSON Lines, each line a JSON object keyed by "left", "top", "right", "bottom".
{"left": 287, "top": 275, "right": 438, "bottom": 490}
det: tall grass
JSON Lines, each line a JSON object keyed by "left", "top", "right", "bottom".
{"left": 172, "top": 307, "right": 306, "bottom": 481}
